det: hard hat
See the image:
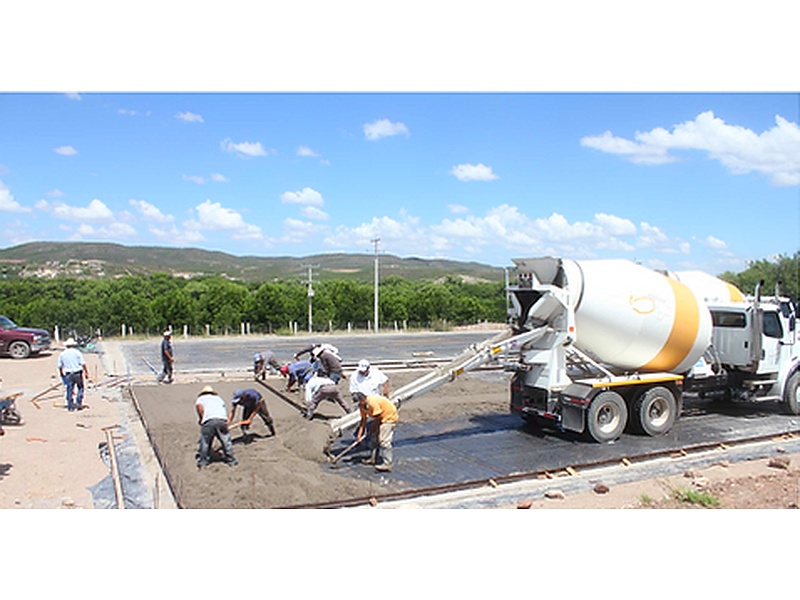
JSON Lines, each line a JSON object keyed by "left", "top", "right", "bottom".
{"left": 280, "top": 365, "right": 289, "bottom": 375}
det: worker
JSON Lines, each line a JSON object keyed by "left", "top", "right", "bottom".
{"left": 304, "top": 373, "right": 351, "bottom": 420}
{"left": 228, "top": 388, "right": 276, "bottom": 441}
{"left": 354, "top": 391, "right": 398, "bottom": 472}
{"left": 280, "top": 360, "right": 314, "bottom": 392}
{"left": 349, "top": 359, "right": 389, "bottom": 397}
{"left": 294, "top": 342, "right": 340, "bottom": 362}
{"left": 195, "top": 385, "right": 237, "bottom": 468}
{"left": 57, "top": 337, "right": 90, "bottom": 411}
{"left": 312, "top": 345, "right": 345, "bottom": 384}
{"left": 157, "top": 330, "right": 174, "bottom": 384}
{"left": 253, "top": 350, "right": 281, "bottom": 381}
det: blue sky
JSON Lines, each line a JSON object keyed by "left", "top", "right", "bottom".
{"left": 1, "top": 5, "right": 798, "bottom": 276}
{"left": 1, "top": 92, "right": 797, "bottom": 274}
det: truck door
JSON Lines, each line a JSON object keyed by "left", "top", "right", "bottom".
{"left": 758, "top": 309, "right": 783, "bottom": 375}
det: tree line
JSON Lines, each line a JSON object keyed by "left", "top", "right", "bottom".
{"left": 0, "top": 273, "right": 507, "bottom": 337}
{"left": 1, "top": 252, "right": 795, "bottom": 339}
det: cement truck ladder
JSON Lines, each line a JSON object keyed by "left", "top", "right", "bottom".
{"left": 327, "top": 325, "right": 550, "bottom": 438}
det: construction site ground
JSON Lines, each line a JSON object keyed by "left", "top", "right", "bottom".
{"left": 1, "top": 335, "right": 798, "bottom": 511}
{"left": 3, "top": 335, "right": 797, "bottom": 597}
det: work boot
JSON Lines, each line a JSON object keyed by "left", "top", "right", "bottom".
{"left": 268, "top": 422, "right": 276, "bottom": 436}
{"left": 363, "top": 448, "right": 378, "bottom": 465}
{"left": 375, "top": 463, "right": 392, "bottom": 472}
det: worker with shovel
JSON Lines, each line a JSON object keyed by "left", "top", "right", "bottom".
{"left": 227, "top": 388, "right": 276, "bottom": 442}
{"left": 353, "top": 391, "right": 398, "bottom": 472}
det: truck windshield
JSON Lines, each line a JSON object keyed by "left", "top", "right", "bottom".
{"left": 0, "top": 316, "right": 19, "bottom": 330}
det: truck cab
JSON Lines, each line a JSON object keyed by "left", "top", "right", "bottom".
{"left": 0, "top": 315, "right": 52, "bottom": 359}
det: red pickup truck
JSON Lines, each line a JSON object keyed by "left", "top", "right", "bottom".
{"left": 0, "top": 315, "right": 52, "bottom": 359}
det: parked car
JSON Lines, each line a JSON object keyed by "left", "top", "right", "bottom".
{"left": 0, "top": 315, "right": 52, "bottom": 359}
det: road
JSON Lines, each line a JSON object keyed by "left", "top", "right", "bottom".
{"left": 118, "top": 330, "right": 501, "bottom": 376}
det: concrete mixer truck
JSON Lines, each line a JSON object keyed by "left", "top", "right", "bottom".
{"left": 507, "top": 257, "right": 799, "bottom": 442}
{"left": 327, "top": 256, "right": 798, "bottom": 446}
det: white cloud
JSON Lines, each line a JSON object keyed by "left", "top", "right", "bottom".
{"left": 118, "top": 108, "right": 138, "bottom": 116}
{"left": 447, "top": 204, "right": 470, "bottom": 215}
{"left": 301, "top": 206, "right": 329, "bottom": 220}
{"left": 54, "top": 145, "right": 78, "bottom": 156}
{"left": 220, "top": 137, "right": 270, "bottom": 157}
{"left": 46, "top": 189, "right": 64, "bottom": 198}
{"left": 129, "top": 199, "right": 174, "bottom": 224}
{"left": 42, "top": 198, "right": 114, "bottom": 222}
{"left": 176, "top": 111, "right": 204, "bottom": 123}
{"left": 0, "top": 182, "right": 31, "bottom": 213}
{"left": 637, "top": 222, "right": 690, "bottom": 254}
{"left": 326, "top": 208, "right": 653, "bottom": 260}
{"left": 185, "top": 199, "right": 263, "bottom": 240}
{"left": 297, "top": 146, "right": 319, "bottom": 157}
{"left": 594, "top": 212, "right": 637, "bottom": 236}
{"left": 702, "top": 235, "right": 728, "bottom": 250}
{"left": 64, "top": 93, "right": 81, "bottom": 100}
{"left": 150, "top": 225, "right": 206, "bottom": 246}
{"left": 280, "top": 218, "right": 328, "bottom": 244}
{"left": 363, "top": 118, "right": 410, "bottom": 141}
{"left": 210, "top": 173, "right": 229, "bottom": 182}
{"left": 581, "top": 111, "right": 800, "bottom": 186}
{"left": 450, "top": 163, "right": 499, "bottom": 182}
{"left": 74, "top": 222, "right": 137, "bottom": 239}
{"left": 183, "top": 174, "right": 206, "bottom": 184}
{"left": 281, "top": 187, "right": 324, "bottom": 206}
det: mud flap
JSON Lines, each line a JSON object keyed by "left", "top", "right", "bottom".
{"left": 561, "top": 403, "right": 584, "bottom": 433}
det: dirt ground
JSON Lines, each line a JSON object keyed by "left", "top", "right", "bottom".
{"left": 1, "top": 340, "right": 799, "bottom": 510}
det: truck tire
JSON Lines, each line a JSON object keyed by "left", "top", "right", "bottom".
{"left": 586, "top": 391, "right": 627, "bottom": 443}
{"left": 8, "top": 340, "right": 31, "bottom": 359}
{"left": 632, "top": 386, "right": 677, "bottom": 436}
{"left": 783, "top": 371, "right": 800, "bottom": 415}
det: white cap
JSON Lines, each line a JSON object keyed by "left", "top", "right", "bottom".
{"left": 163, "top": 330, "right": 172, "bottom": 337}
{"left": 357, "top": 359, "right": 370, "bottom": 372}
{"left": 64, "top": 337, "right": 77, "bottom": 347}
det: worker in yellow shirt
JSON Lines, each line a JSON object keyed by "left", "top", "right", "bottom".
{"left": 354, "top": 391, "right": 398, "bottom": 472}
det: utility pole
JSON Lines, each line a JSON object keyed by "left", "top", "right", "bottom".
{"left": 301, "top": 264, "right": 319, "bottom": 333}
{"left": 371, "top": 237, "right": 380, "bottom": 334}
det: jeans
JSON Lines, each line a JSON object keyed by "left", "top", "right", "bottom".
{"left": 64, "top": 371, "right": 84, "bottom": 410}
{"left": 197, "top": 418, "right": 237, "bottom": 466}
{"left": 157, "top": 359, "right": 173, "bottom": 383}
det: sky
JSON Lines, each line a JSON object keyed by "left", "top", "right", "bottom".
{"left": 1, "top": 5, "right": 798, "bottom": 277}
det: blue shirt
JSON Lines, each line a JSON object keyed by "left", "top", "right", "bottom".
{"left": 57, "top": 348, "right": 85, "bottom": 374}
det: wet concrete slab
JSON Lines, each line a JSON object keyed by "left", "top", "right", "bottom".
{"left": 327, "top": 398, "right": 800, "bottom": 495}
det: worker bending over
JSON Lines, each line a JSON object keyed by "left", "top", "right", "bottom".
{"left": 228, "top": 388, "right": 276, "bottom": 441}
{"left": 195, "top": 385, "right": 237, "bottom": 468}
{"left": 354, "top": 391, "right": 398, "bottom": 472}
{"left": 305, "top": 374, "right": 351, "bottom": 420}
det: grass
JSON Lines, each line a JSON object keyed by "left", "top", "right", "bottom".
{"left": 673, "top": 487, "right": 721, "bottom": 508}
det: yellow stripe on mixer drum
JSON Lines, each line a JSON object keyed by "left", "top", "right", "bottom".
{"left": 642, "top": 278, "right": 700, "bottom": 372}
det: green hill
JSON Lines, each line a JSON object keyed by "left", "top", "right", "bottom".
{"left": 0, "top": 241, "right": 505, "bottom": 283}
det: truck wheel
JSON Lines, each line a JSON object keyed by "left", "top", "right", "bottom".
{"left": 8, "top": 340, "right": 31, "bottom": 359}
{"left": 783, "top": 372, "right": 800, "bottom": 415}
{"left": 632, "top": 386, "right": 677, "bottom": 436}
{"left": 586, "top": 391, "right": 627, "bottom": 443}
